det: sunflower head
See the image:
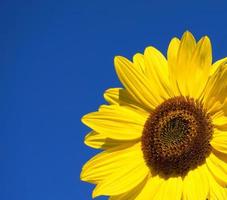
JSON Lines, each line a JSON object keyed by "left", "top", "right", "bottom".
{"left": 81, "top": 31, "right": 227, "bottom": 200}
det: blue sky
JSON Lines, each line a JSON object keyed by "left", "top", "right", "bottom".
{"left": 1, "top": 0, "right": 227, "bottom": 199}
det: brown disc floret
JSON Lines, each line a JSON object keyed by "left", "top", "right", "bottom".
{"left": 141, "top": 96, "right": 213, "bottom": 177}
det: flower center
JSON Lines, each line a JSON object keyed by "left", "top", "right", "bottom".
{"left": 141, "top": 96, "right": 213, "bottom": 177}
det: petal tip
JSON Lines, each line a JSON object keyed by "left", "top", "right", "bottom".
{"left": 201, "top": 35, "right": 211, "bottom": 46}
{"left": 114, "top": 56, "right": 124, "bottom": 65}
{"left": 81, "top": 115, "right": 87, "bottom": 124}
{"left": 114, "top": 56, "right": 132, "bottom": 72}
{"left": 84, "top": 134, "right": 90, "bottom": 146}
{"left": 181, "top": 30, "right": 196, "bottom": 42}
{"left": 144, "top": 46, "right": 155, "bottom": 53}
{"left": 81, "top": 113, "right": 92, "bottom": 125}
{"left": 80, "top": 169, "right": 86, "bottom": 181}
{"left": 171, "top": 37, "right": 180, "bottom": 42}
{"left": 103, "top": 88, "right": 115, "bottom": 100}
{"left": 92, "top": 186, "right": 101, "bottom": 198}
{"left": 182, "top": 30, "right": 193, "bottom": 36}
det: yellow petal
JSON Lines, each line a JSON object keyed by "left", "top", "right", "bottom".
{"left": 211, "top": 130, "right": 227, "bottom": 154}
{"left": 86, "top": 143, "right": 149, "bottom": 197}
{"left": 206, "top": 167, "right": 227, "bottom": 200}
{"left": 144, "top": 46, "right": 173, "bottom": 99}
{"left": 133, "top": 53, "right": 146, "bottom": 74}
{"left": 92, "top": 162, "right": 148, "bottom": 198}
{"left": 84, "top": 131, "right": 109, "bottom": 149}
{"left": 203, "top": 63, "right": 227, "bottom": 106}
{"left": 152, "top": 176, "right": 182, "bottom": 200}
{"left": 183, "top": 164, "right": 209, "bottom": 200}
{"left": 81, "top": 143, "right": 146, "bottom": 184}
{"left": 135, "top": 175, "right": 165, "bottom": 200}
{"left": 168, "top": 31, "right": 212, "bottom": 99}
{"left": 212, "top": 115, "right": 227, "bottom": 131}
{"left": 104, "top": 88, "right": 149, "bottom": 114}
{"left": 167, "top": 37, "right": 180, "bottom": 72}
{"left": 206, "top": 153, "right": 227, "bottom": 187}
{"left": 223, "top": 98, "right": 227, "bottom": 116}
{"left": 206, "top": 98, "right": 223, "bottom": 118}
{"left": 169, "top": 31, "right": 196, "bottom": 96}
{"left": 210, "top": 57, "right": 227, "bottom": 75}
{"left": 114, "top": 56, "right": 162, "bottom": 111}
{"left": 144, "top": 47, "right": 169, "bottom": 79}
{"left": 84, "top": 131, "right": 138, "bottom": 149}
{"left": 82, "top": 105, "right": 147, "bottom": 140}
{"left": 104, "top": 88, "right": 124, "bottom": 105}
{"left": 108, "top": 175, "right": 148, "bottom": 200}
{"left": 189, "top": 36, "right": 212, "bottom": 98}
{"left": 177, "top": 31, "right": 196, "bottom": 66}
{"left": 167, "top": 37, "right": 181, "bottom": 96}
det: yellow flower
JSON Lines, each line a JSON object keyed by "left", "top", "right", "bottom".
{"left": 80, "top": 31, "right": 227, "bottom": 200}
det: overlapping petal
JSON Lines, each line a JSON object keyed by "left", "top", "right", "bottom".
{"left": 132, "top": 53, "right": 146, "bottom": 74}
{"left": 81, "top": 143, "right": 149, "bottom": 197}
{"left": 211, "top": 130, "right": 227, "bottom": 154}
{"left": 168, "top": 31, "right": 212, "bottom": 98}
{"left": 80, "top": 143, "right": 148, "bottom": 184}
{"left": 109, "top": 177, "right": 148, "bottom": 200}
{"left": 92, "top": 161, "right": 148, "bottom": 198}
{"left": 168, "top": 31, "right": 196, "bottom": 96}
{"left": 203, "top": 62, "right": 227, "bottom": 107}
{"left": 135, "top": 175, "right": 165, "bottom": 200}
{"left": 151, "top": 176, "right": 182, "bottom": 200}
{"left": 206, "top": 152, "right": 227, "bottom": 187}
{"left": 82, "top": 105, "right": 148, "bottom": 140}
{"left": 167, "top": 37, "right": 181, "bottom": 95}
{"left": 207, "top": 169, "right": 227, "bottom": 200}
{"left": 84, "top": 131, "right": 138, "bottom": 149}
{"left": 183, "top": 165, "right": 209, "bottom": 200}
{"left": 114, "top": 56, "right": 164, "bottom": 110}
{"left": 143, "top": 47, "right": 173, "bottom": 99}
{"left": 212, "top": 115, "right": 227, "bottom": 131}
{"left": 104, "top": 88, "right": 149, "bottom": 114}
{"left": 210, "top": 57, "right": 227, "bottom": 75}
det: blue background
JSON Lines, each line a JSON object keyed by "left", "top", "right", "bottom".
{"left": 1, "top": 0, "right": 227, "bottom": 199}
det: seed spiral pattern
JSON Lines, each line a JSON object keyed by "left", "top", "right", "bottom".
{"left": 141, "top": 96, "right": 213, "bottom": 176}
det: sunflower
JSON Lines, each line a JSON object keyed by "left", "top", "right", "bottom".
{"left": 80, "top": 31, "right": 227, "bottom": 200}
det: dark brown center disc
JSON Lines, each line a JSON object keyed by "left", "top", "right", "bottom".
{"left": 141, "top": 96, "right": 213, "bottom": 177}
